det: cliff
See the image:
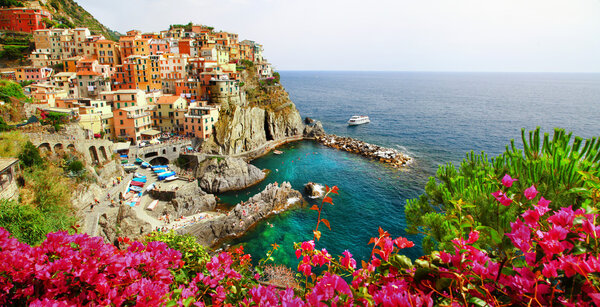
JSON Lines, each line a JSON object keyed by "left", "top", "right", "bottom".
{"left": 180, "top": 182, "right": 302, "bottom": 246}
{"left": 202, "top": 68, "right": 305, "bottom": 155}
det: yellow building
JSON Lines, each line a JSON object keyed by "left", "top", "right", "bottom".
{"left": 153, "top": 95, "right": 188, "bottom": 133}
{"left": 95, "top": 39, "right": 121, "bottom": 66}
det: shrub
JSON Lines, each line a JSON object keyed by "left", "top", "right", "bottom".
{"left": 0, "top": 79, "right": 27, "bottom": 102}
{"left": 406, "top": 128, "right": 600, "bottom": 253}
{"left": 18, "top": 141, "right": 43, "bottom": 169}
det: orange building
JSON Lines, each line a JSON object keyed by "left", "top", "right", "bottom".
{"left": 95, "top": 39, "right": 121, "bottom": 66}
{"left": 183, "top": 105, "right": 219, "bottom": 139}
{"left": 0, "top": 8, "right": 51, "bottom": 33}
{"left": 113, "top": 106, "right": 153, "bottom": 144}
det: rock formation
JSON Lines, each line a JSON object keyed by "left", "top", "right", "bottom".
{"left": 203, "top": 68, "right": 305, "bottom": 155}
{"left": 303, "top": 120, "right": 326, "bottom": 138}
{"left": 304, "top": 182, "right": 325, "bottom": 198}
{"left": 180, "top": 182, "right": 302, "bottom": 246}
{"left": 147, "top": 182, "right": 217, "bottom": 219}
{"left": 197, "top": 157, "right": 266, "bottom": 193}
{"left": 316, "top": 134, "right": 412, "bottom": 167}
{"left": 97, "top": 204, "right": 152, "bottom": 244}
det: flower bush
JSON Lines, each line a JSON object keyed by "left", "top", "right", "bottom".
{"left": 1, "top": 179, "right": 599, "bottom": 306}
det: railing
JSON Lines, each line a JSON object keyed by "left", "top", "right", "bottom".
{"left": 126, "top": 113, "right": 150, "bottom": 119}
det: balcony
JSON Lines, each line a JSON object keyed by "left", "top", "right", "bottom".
{"left": 127, "top": 112, "right": 149, "bottom": 119}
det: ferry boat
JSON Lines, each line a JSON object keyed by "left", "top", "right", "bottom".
{"left": 347, "top": 115, "right": 370, "bottom": 126}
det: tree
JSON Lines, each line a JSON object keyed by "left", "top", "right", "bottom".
{"left": 18, "top": 141, "right": 43, "bottom": 169}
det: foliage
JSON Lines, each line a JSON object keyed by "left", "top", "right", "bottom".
{"left": 0, "top": 200, "right": 62, "bottom": 246}
{"left": 43, "top": 111, "right": 68, "bottom": 131}
{"left": 240, "top": 59, "right": 254, "bottom": 68}
{"left": 0, "top": 117, "right": 11, "bottom": 132}
{"left": 170, "top": 22, "right": 193, "bottom": 32}
{"left": 0, "top": 131, "right": 28, "bottom": 157}
{"left": 1, "top": 178, "right": 600, "bottom": 305}
{"left": 0, "top": 0, "right": 23, "bottom": 7}
{"left": 18, "top": 141, "right": 43, "bottom": 169}
{"left": 144, "top": 231, "right": 211, "bottom": 282}
{"left": 273, "top": 71, "right": 281, "bottom": 83}
{"left": 62, "top": 155, "right": 84, "bottom": 177}
{"left": 406, "top": 127, "right": 600, "bottom": 253}
{"left": 0, "top": 45, "right": 28, "bottom": 60}
{"left": 0, "top": 79, "right": 26, "bottom": 102}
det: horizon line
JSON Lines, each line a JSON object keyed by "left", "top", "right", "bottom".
{"left": 275, "top": 70, "right": 600, "bottom": 74}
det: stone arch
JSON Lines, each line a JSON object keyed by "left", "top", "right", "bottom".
{"left": 89, "top": 146, "right": 99, "bottom": 164}
{"left": 38, "top": 143, "right": 51, "bottom": 153}
{"left": 149, "top": 156, "right": 169, "bottom": 165}
{"left": 67, "top": 144, "right": 75, "bottom": 152}
{"left": 53, "top": 143, "right": 63, "bottom": 152}
{"left": 99, "top": 146, "right": 108, "bottom": 161}
{"left": 144, "top": 151, "right": 158, "bottom": 158}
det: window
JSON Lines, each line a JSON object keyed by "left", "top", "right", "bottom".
{"left": 120, "top": 120, "right": 123, "bottom": 124}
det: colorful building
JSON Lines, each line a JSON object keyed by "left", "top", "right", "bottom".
{"left": 113, "top": 105, "right": 153, "bottom": 144}
{"left": 183, "top": 104, "right": 219, "bottom": 139}
{"left": 153, "top": 95, "right": 187, "bottom": 133}
{"left": 95, "top": 39, "right": 121, "bottom": 66}
{"left": 15, "top": 66, "right": 52, "bottom": 82}
{"left": 0, "top": 7, "right": 51, "bottom": 33}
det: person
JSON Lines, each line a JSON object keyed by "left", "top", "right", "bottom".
{"left": 90, "top": 203, "right": 94, "bottom": 211}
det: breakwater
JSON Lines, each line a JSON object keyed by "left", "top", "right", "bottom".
{"left": 315, "top": 134, "right": 411, "bottom": 167}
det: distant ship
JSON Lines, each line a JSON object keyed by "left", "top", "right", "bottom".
{"left": 347, "top": 115, "right": 370, "bottom": 126}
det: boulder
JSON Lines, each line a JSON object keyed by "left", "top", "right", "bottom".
{"left": 181, "top": 182, "right": 302, "bottom": 246}
{"left": 97, "top": 204, "right": 152, "bottom": 244}
{"left": 197, "top": 157, "right": 265, "bottom": 193}
{"left": 147, "top": 182, "right": 217, "bottom": 219}
{"left": 303, "top": 120, "right": 325, "bottom": 138}
{"left": 304, "top": 182, "right": 325, "bottom": 198}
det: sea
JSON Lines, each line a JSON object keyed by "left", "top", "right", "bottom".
{"left": 220, "top": 71, "right": 600, "bottom": 268}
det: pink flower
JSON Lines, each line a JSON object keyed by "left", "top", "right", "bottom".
{"left": 524, "top": 185, "right": 539, "bottom": 200}
{"left": 502, "top": 174, "right": 518, "bottom": 187}
{"left": 466, "top": 230, "right": 480, "bottom": 244}
{"left": 301, "top": 240, "right": 315, "bottom": 252}
{"left": 492, "top": 190, "right": 513, "bottom": 206}
{"left": 298, "top": 256, "right": 312, "bottom": 276}
{"left": 341, "top": 250, "right": 357, "bottom": 270}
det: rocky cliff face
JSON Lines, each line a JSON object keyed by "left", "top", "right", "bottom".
{"left": 197, "top": 157, "right": 266, "bottom": 193}
{"left": 97, "top": 204, "right": 152, "bottom": 244}
{"left": 180, "top": 182, "right": 302, "bottom": 246}
{"left": 147, "top": 182, "right": 217, "bottom": 219}
{"left": 203, "top": 69, "right": 305, "bottom": 155}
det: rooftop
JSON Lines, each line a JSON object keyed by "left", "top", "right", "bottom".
{"left": 0, "top": 158, "right": 18, "bottom": 172}
{"left": 156, "top": 95, "right": 182, "bottom": 104}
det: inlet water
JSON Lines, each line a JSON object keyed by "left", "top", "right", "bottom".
{"left": 222, "top": 71, "right": 600, "bottom": 267}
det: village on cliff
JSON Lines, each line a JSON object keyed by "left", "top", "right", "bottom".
{"left": 0, "top": 4, "right": 409, "bottom": 245}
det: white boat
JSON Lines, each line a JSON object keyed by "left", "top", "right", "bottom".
{"left": 347, "top": 115, "right": 370, "bottom": 125}
{"left": 165, "top": 175, "right": 179, "bottom": 182}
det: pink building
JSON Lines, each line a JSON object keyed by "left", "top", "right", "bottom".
{"left": 15, "top": 66, "right": 52, "bottom": 82}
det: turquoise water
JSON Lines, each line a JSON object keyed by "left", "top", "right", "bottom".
{"left": 222, "top": 141, "right": 428, "bottom": 267}
{"left": 221, "top": 72, "right": 600, "bottom": 267}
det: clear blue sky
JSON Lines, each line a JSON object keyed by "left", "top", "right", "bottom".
{"left": 77, "top": 0, "right": 600, "bottom": 72}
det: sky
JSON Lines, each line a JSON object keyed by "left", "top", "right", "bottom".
{"left": 76, "top": 0, "right": 600, "bottom": 72}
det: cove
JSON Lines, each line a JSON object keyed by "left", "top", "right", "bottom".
{"left": 220, "top": 140, "right": 428, "bottom": 268}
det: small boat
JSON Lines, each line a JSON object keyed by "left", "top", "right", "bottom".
{"left": 121, "top": 160, "right": 128, "bottom": 164}
{"left": 151, "top": 165, "right": 168, "bottom": 170}
{"left": 129, "top": 186, "right": 143, "bottom": 192}
{"left": 347, "top": 115, "right": 370, "bottom": 126}
{"left": 165, "top": 175, "right": 178, "bottom": 182}
{"left": 124, "top": 165, "right": 137, "bottom": 172}
{"left": 132, "top": 177, "right": 147, "bottom": 183}
{"left": 154, "top": 168, "right": 168, "bottom": 174}
{"left": 147, "top": 199, "right": 159, "bottom": 211}
{"left": 146, "top": 183, "right": 156, "bottom": 191}
{"left": 135, "top": 158, "right": 143, "bottom": 164}
{"left": 141, "top": 162, "right": 151, "bottom": 168}
{"left": 134, "top": 173, "right": 146, "bottom": 179}
{"left": 274, "top": 150, "right": 283, "bottom": 155}
{"left": 130, "top": 181, "right": 144, "bottom": 187}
